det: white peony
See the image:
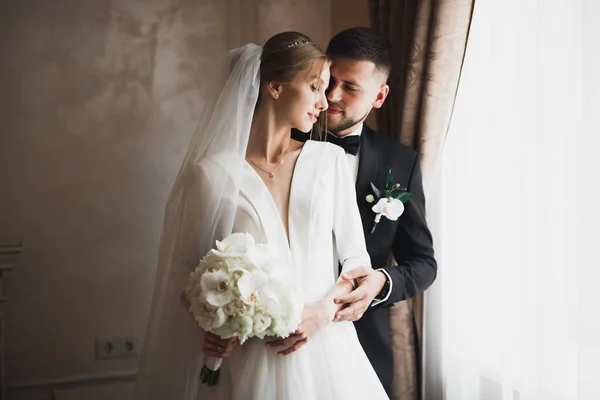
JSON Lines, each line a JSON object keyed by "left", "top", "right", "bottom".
{"left": 267, "top": 314, "right": 297, "bottom": 338}
{"left": 200, "top": 270, "right": 234, "bottom": 307}
{"left": 372, "top": 198, "right": 405, "bottom": 223}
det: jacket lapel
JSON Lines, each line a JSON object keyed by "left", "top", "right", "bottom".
{"left": 356, "top": 125, "right": 380, "bottom": 236}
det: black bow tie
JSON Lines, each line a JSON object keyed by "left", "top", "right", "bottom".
{"left": 290, "top": 129, "right": 360, "bottom": 156}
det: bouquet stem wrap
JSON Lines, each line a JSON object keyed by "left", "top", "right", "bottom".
{"left": 200, "top": 356, "right": 223, "bottom": 386}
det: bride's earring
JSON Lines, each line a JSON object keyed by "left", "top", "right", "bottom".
{"left": 268, "top": 82, "right": 281, "bottom": 100}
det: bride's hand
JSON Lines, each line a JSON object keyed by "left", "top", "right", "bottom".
{"left": 204, "top": 332, "right": 239, "bottom": 358}
{"left": 266, "top": 300, "right": 336, "bottom": 356}
{"left": 180, "top": 292, "right": 239, "bottom": 358}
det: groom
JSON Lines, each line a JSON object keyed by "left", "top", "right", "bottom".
{"left": 306, "top": 27, "right": 437, "bottom": 396}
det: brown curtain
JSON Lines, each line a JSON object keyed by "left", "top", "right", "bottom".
{"left": 369, "top": 1, "right": 475, "bottom": 399}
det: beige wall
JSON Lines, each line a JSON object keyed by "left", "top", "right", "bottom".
{"left": 257, "top": 0, "right": 331, "bottom": 49}
{"left": 331, "top": 0, "right": 370, "bottom": 35}
{"left": 0, "top": 0, "right": 330, "bottom": 397}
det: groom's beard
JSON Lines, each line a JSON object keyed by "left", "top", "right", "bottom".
{"left": 327, "top": 109, "right": 370, "bottom": 135}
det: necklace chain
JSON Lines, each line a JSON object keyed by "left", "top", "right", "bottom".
{"left": 246, "top": 141, "right": 292, "bottom": 179}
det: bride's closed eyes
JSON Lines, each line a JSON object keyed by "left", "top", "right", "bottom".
{"left": 310, "top": 79, "right": 322, "bottom": 92}
{"left": 310, "top": 77, "right": 329, "bottom": 93}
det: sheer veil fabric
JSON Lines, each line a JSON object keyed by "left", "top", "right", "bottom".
{"left": 134, "top": 44, "right": 262, "bottom": 400}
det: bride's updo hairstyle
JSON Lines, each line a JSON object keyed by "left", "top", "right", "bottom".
{"left": 258, "top": 31, "right": 330, "bottom": 136}
{"left": 260, "top": 31, "right": 328, "bottom": 84}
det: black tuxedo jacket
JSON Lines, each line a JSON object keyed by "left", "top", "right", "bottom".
{"left": 352, "top": 125, "right": 437, "bottom": 394}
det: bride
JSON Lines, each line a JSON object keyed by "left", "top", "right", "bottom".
{"left": 134, "top": 32, "right": 389, "bottom": 400}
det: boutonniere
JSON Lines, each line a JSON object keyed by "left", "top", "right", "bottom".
{"left": 365, "top": 167, "right": 413, "bottom": 233}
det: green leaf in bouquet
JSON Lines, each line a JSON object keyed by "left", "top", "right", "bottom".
{"left": 387, "top": 187, "right": 403, "bottom": 198}
{"left": 370, "top": 182, "right": 382, "bottom": 199}
{"left": 385, "top": 168, "right": 394, "bottom": 189}
{"left": 397, "top": 192, "right": 414, "bottom": 203}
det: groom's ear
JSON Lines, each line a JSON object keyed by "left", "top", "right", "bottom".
{"left": 372, "top": 84, "right": 389, "bottom": 109}
{"left": 267, "top": 81, "right": 283, "bottom": 100}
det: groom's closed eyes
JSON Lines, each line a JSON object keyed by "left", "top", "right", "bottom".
{"left": 328, "top": 76, "right": 363, "bottom": 93}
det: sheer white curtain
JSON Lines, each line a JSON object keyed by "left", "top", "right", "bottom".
{"left": 424, "top": 0, "right": 600, "bottom": 399}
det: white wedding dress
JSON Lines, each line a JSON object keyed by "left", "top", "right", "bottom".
{"left": 195, "top": 140, "right": 388, "bottom": 400}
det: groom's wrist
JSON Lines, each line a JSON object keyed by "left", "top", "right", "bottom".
{"left": 373, "top": 269, "right": 392, "bottom": 303}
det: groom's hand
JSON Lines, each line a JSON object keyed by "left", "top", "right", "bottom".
{"left": 333, "top": 267, "right": 387, "bottom": 322}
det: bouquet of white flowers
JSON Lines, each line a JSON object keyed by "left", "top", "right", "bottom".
{"left": 185, "top": 232, "right": 302, "bottom": 386}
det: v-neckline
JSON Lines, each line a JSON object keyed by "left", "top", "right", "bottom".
{"left": 244, "top": 140, "right": 310, "bottom": 250}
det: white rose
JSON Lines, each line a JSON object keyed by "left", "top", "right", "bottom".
{"left": 200, "top": 270, "right": 234, "bottom": 307}
{"left": 252, "top": 313, "right": 272, "bottom": 338}
{"left": 212, "top": 323, "right": 235, "bottom": 340}
{"left": 372, "top": 198, "right": 405, "bottom": 223}
{"left": 230, "top": 315, "right": 253, "bottom": 342}
{"left": 194, "top": 305, "right": 227, "bottom": 330}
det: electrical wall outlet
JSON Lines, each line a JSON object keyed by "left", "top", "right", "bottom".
{"left": 95, "top": 336, "right": 140, "bottom": 359}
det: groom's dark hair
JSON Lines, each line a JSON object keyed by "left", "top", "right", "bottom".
{"left": 326, "top": 27, "right": 392, "bottom": 79}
